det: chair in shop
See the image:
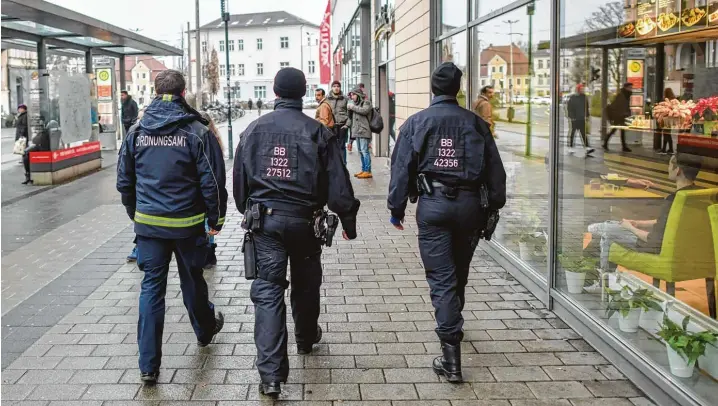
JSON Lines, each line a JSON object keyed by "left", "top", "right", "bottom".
{"left": 707, "top": 204, "right": 718, "bottom": 319}
{"left": 608, "top": 189, "right": 717, "bottom": 319}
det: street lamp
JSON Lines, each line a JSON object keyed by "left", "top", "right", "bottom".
{"left": 220, "top": 0, "right": 233, "bottom": 159}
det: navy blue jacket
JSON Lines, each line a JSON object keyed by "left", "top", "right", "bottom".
{"left": 233, "top": 98, "right": 359, "bottom": 237}
{"left": 117, "top": 95, "right": 228, "bottom": 239}
{"left": 388, "top": 96, "right": 507, "bottom": 220}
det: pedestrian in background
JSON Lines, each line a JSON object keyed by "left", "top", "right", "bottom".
{"left": 21, "top": 117, "right": 50, "bottom": 185}
{"left": 567, "top": 84, "right": 594, "bottom": 157}
{"left": 200, "top": 110, "right": 225, "bottom": 269}
{"left": 659, "top": 88, "right": 676, "bottom": 154}
{"left": 388, "top": 62, "right": 507, "bottom": 383}
{"left": 604, "top": 82, "right": 633, "bottom": 152}
{"left": 248, "top": 98, "right": 253, "bottom": 112}
{"left": 314, "top": 88, "right": 335, "bottom": 128}
{"left": 256, "top": 99, "right": 263, "bottom": 116}
{"left": 347, "top": 87, "right": 373, "bottom": 179}
{"left": 15, "top": 104, "right": 28, "bottom": 142}
{"left": 346, "top": 83, "right": 367, "bottom": 152}
{"left": 472, "top": 85, "right": 496, "bottom": 137}
{"left": 117, "top": 70, "right": 227, "bottom": 384}
{"left": 328, "top": 81, "right": 350, "bottom": 164}
{"left": 121, "top": 90, "right": 139, "bottom": 136}
{"left": 233, "top": 67, "right": 360, "bottom": 398}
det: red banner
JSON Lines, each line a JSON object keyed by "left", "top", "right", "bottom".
{"left": 30, "top": 141, "right": 101, "bottom": 163}
{"left": 319, "top": 0, "right": 331, "bottom": 84}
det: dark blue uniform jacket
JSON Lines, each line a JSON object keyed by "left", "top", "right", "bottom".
{"left": 117, "top": 95, "right": 228, "bottom": 239}
{"left": 388, "top": 96, "right": 507, "bottom": 220}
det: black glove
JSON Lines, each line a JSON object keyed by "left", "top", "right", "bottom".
{"left": 126, "top": 206, "right": 136, "bottom": 221}
{"left": 341, "top": 216, "right": 357, "bottom": 240}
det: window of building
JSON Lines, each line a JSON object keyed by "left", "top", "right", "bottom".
{"left": 228, "top": 40, "right": 235, "bottom": 51}
{"left": 238, "top": 64, "right": 245, "bottom": 76}
{"left": 492, "top": 66, "right": 496, "bottom": 73}
{"left": 308, "top": 61, "right": 316, "bottom": 74}
{"left": 516, "top": 78, "right": 521, "bottom": 85}
{"left": 254, "top": 85, "right": 266, "bottom": 99}
{"left": 238, "top": 39, "right": 244, "bottom": 51}
{"left": 257, "top": 38, "right": 263, "bottom": 50}
{"left": 257, "top": 63, "right": 263, "bottom": 75}
{"left": 150, "top": 86, "right": 154, "bottom": 95}
{"left": 280, "top": 37, "right": 289, "bottom": 49}
{"left": 142, "top": 73, "right": 146, "bottom": 79}
{"left": 220, "top": 64, "right": 226, "bottom": 76}
{"left": 229, "top": 64, "right": 236, "bottom": 76}
{"left": 219, "top": 40, "right": 225, "bottom": 52}
{"left": 538, "top": 76, "right": 543, "bottom": 85}
{"left": 538, "top": 59, "right": 543, "bottom": 69}
{"left": 201, "top": 41, "right": 207, "bottom": 53}
{"left": 280, "top": 62, "right": 290, "bottom": 68}
{"left": 499, "top": 66, "right": 503, "bottom": 73}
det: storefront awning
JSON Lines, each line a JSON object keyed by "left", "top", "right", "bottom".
{"left": 1, "top": 0, "right": 182, "bottom": 57}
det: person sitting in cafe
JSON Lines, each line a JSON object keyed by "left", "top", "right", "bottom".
{"left": 586, "top": 153, "right": 701, "bottom": 271}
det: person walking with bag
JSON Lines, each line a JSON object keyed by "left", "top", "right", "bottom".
{"left": 347, "top": 87, "right": 373, "bottom": 179}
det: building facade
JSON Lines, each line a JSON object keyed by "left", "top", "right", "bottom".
{"left": 190, "top": 11, "right": 321, "bottom": 104}
{"left": 332, "top": 1, "right": 718, "bottom": 405}
{"left": 115, "top": 56, "right": 168, "bottom": 108}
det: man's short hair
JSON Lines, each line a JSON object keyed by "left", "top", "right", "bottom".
{"left": 316, "top": 88, "right": 326, "bottom": 97}
{"left": 121, "top": 90, "right": 128, "bottom": 96}
{"left": 481, "top": 85, "right": 494, "bottom": 95}
{"left": 331, "top": 80, "right": 341, "bottom": 87}
{"left": 155, "top": 70, "right": 186, "bottom": 97}
{"left": 673, "top": 153, "right": 701, "bottom": 181}
{"left": 358, "top": 83, "right": 365, "bottom": 88}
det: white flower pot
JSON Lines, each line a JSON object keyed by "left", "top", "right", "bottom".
{"left": 698, "top": 343, "right": 718, "bottom": 380}
{"left": 666, "top": 345, "right": 696, "bottom": 378}
{"left": 639, "top": 309, "right": 663, "bottom": 335}
{"left": 618, "top": 308, "right": 641, "bottom": 333}
{"left": 518, "top": 242, "right": 533, "bottom": 261}
{"left": 565, "top": 270, "right": 586, "bottom": 294}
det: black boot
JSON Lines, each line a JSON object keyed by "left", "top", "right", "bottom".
{"left": 22, "top": 173, "right": 32, "bottom": 185}
{"left": 432, "top": 342, "right": 462, "bottom": 383}
{"left": 297, "top": 325, "right": 323, "bottom": 355}
{"left": 259, "top": 381, "right": 281, "bottom": 398}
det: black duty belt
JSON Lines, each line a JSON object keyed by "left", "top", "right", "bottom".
{"left": 262, "top": 203, "right": 318, "bottom": 220}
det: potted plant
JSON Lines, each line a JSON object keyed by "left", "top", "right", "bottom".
{"left": 699, "top": 339, "right": 718, "bottom": 380}
{"left": 639, "top": 298, "right": 668, "bottom": 336}
{"left": 509, "top": 212, "right": 545, "bottom": 261}
{"left": 559, "top": 255, "right": 597, "bottom": 294}
{"left": 657, "top": 316, "right": 718, "bottom": 378}
{"left": 605, "top": 286, "right": 663, "bottom": 333}
{"left": 691, "top": 96, "right": 718, "bottom": 136}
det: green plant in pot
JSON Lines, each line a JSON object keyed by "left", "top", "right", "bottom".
{"left": 605, "top": 285, "right": 662, "bottom": 333}
{"left": 657, "top": 315, "right": 718, "bottom": 378}
{"left": 559, "top": 254, "right": 597, "bottom": 294}
{"left": 509, "top": 212, "right": 545, "bottom": 261}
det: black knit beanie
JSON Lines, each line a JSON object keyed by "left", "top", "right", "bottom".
{"left": 273, "top": 67, "right": 307, "bottom": 99}
{"left": 431, "top": 62, "right": 462, "bottom": 97}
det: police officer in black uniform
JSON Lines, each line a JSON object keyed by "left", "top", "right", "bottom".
{"left": 233, "top": 67, "right": 360, "bottom": 397}
{"left": 388, "top": 62, "right": 507, "bottom": 383}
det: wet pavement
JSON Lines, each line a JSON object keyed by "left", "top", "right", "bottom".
{"left": 0, "top": 114, "right": 655, "bottom": 405}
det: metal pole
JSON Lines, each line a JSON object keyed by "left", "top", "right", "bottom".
{"left": 526, "top": 6, "right": 534, "bottom": 156}
{"left": 601, "top": 47, "right": 609, "bottom": 143}
{"left": 547, "top": 0, "right": 560, "bottom": 309}
{"left": 187, "top": 21, "right": 192, "bottom": 93}
{"left": 504, "top": 19, "right": 518, "bottom": 108}
{"left": 119, "top": 56, "right": 127, "bottom": 92}
{"left": 300, "top": 25, "right": 304, "bottom": 73}
{"left": 85, "top": 49, "right": 93, "bottom": 74}
{"left": 195, "top": 0, "right": 202, "bottom": 105}
{"left": 221, "top": 0, "right": 233, "bottom": 159}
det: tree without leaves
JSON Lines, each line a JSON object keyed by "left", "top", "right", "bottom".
{"left": 207, "top": 48, "right": 220, "bottom": 102}
{"left": 584, "top": 1, "right": 624, "bottom": 91}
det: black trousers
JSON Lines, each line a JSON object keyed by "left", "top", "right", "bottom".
{"left": 662, "top": 131, "right": 674, "bottom": 153}
{"left": 23, "top": 145, "right": 42, "bottom": 174}
{"left": 416, "top": 191, "right": 483, "bottom": 345}
{"left": 604, "top": 127, "right": 628, "bottom": 148}
{"left": 251, "top": 213, "right": 323, "bottom": 383}
{"left": 569, "top": 120, "right": 589, "bottom": 148}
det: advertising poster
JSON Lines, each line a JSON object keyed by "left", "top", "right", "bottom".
{"left": 627, "top": 59, "right": 645, "bottom": 90}
{"left": 680, "top": 0, "right": 708, "bottom": 31}
{"left": 657, "top": 0, "right": 681, "bottom": 34}
{"left": 58, "top": 74, "right": 92, "bottom": 144}
{"left": 95, "top": 68, "right": 113, "bottom": 101}
{"left": 619, "top": 0, "right": 638, "bottom": 38}
{"left": 708, "top": 0, "right": 718, "bottom": 25}
{"left": 318, "top": 0, "right": 332, "bottom": 84}
{"left": 636, "top": 0, "right": 658, "bottom": 38}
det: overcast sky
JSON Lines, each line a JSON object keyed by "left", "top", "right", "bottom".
{"left": 48, "top": 0, "right": 329, "bottom": 48}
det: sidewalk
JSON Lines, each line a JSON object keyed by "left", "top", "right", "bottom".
{"left": 1, "top": 147, "right": 653, "bottom": 405}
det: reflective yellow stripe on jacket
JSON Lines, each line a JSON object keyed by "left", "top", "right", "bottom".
{"left": 135, "top": 211, "right": 205, "bottom": 228}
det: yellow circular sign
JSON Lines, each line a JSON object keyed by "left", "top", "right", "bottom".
{"left": 98, "top": 70, "right": 110, "bottom": 81}
{"left": 629, "top": 61, "right": 641, "bottom": 73}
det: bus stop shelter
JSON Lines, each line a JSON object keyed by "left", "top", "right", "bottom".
{"left": 2, "top": 0, "right": 182, "bottom": 91}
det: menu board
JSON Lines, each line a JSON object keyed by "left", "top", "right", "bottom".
{"left": 617, "top": 0, "right": 712, "bottom": 38}
{"left": 636, "top": 0, "right": 658, "bottom": 38}
{"left": 657, "top": 0, "right": 681, "bottom": 34}
{"left": 708, "top": 0, "right": 718, "bottom": 25}
{"left": 681, "top": 0, "right": 709, "bottom": 30}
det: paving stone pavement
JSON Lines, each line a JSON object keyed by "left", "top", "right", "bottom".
{"left": 1, "top": 154, "right": 656, "bottom": 405}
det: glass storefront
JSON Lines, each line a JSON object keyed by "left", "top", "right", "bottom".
{"left": 434, "top": 0, "right": 718, "bottom": 404}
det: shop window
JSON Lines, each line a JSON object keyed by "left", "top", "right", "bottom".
{"left": 440, "top": 33, "right": 468, "bottom": 108}
{"left": 557, "top": 0, "right": 718, "bottom": 403}
{"left": 472, "top": 0, "right": 519, "bottom": 20}
{"left": 441, "top": 0, "right": 467, "bottom": 33}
